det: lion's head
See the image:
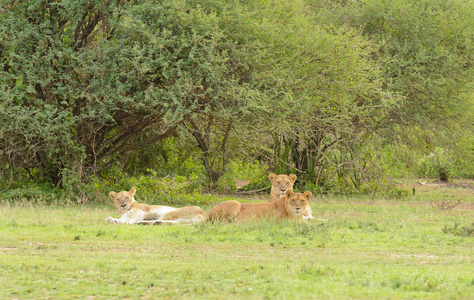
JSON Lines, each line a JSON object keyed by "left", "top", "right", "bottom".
{"left": 284, "top": 190, "right": 311, "bottom": 216}
{"left": 109, "top": 187, "right": 136, "bottom": 213}
{"left": 269, "top": 173, "right": 297, "bottom": 198}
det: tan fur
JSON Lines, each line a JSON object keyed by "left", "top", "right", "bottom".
{"left": 268, "top": 173, "right": 314, "bottom": 221}
{"left": 208, "top": 190, "right": 312, "bottom": 223}
{"left": 106, "top": 188, "right": 205, "bottom": 225}
{"left": 268, "top": 173, "right": 297, "bottom": 202}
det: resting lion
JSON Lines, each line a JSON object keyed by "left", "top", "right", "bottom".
{"left": 106, "top": 188, "right": 205, "bottom": 225}
{"left": 208, "top": 190, "right": 312, "bottom": 223}
{"left": 268, "top": 173, "right": 314, "bottom": 221}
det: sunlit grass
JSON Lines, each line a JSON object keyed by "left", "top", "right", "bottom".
{"left": 0, "top": 188, "right": 473, "bottom": 299}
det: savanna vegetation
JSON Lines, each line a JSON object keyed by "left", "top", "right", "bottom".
{"left": 1, "top": 0, "right": 473, "bottom": 200}
{"left": 1, "top": 1, "right": 473, "bottom": 298}
{"left": 0, "top": 184, "right": 473, "bottom": 299}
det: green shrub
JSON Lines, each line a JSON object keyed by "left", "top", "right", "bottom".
{"left": 91, "top": 167, "right": 216, "bottom": 206}
{"left": 298, "top": 183, "right": 323, "bottom": 195}
{"left": 0, "top": 185, "right": 60, "bottom": 203}
{"left": 453, "top": 134, "right": 474, "bottom": 178}
{"left": 217, "top": 160, "right": 268, "bottom": 193}
{"left": 418, "top": 147, "right": 454, "bottom": 181}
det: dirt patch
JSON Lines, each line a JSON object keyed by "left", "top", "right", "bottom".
{"left": 429, "top": 180, "right": 474, "bottom": 190}
{"left": 414, "top": 179, "right": 474, "bottom": 190}
{"left": 395, "top": 179, "right": 474, "bottom": 202}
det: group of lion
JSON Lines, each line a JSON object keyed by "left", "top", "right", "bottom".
{"left": 106, "top": 173, "right": 315, "bottom": 225}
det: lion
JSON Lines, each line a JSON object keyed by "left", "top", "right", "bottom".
{"left": 268, "top": 173, "right": 314, "bottom": 221}
{"left": 208, "top": 190, "right": 312, "bottom": 223}
{"left": 105, "top": 187, "right": 205, "bottom": 225}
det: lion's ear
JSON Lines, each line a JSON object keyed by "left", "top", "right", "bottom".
{"left": 289, "top": 174, "right": 297, "bottom": 183}
{"left": 268, "top": 173, "right": 277, "bottom": 183}
{"left": 285, "top": 190, "right": 294, "bottom": 198}
{"left": 109, "top": 191, "right": 117, "bottom": 201}
{"left": 303, "top": 191, "right": 312, "bottom": 200}
{"left": 129, "top": 187, "right": 137, "bottom": 196}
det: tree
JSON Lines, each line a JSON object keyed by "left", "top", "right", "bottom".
{"left": 0, "top": 0, "right": 275, "bottom": 191}
{"left": 310, "top": 0, "right": 474, "bottom": 127}
{"left": 307, "top": 0, "right": 474, "bottom": 182}
{"left": 0, "top": 0, "right": 261, "bottom": 189}
{"left": 227, "top": 0, "right": 395, "bottom": 189}
{"left": 1, "top": 0, "right": 128, "bottom": 187}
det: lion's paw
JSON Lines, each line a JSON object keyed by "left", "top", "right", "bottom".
{"left": 105, "top": 217, "right": 117, "bottom": 224}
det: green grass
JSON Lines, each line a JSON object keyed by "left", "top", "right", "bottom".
{"left": 0, "top": 183, "right": 473, "bottom": 299}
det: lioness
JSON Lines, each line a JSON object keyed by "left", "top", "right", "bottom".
{"left": 208, "top": 190, "right": 311, "bottom": 223}
{"left": 268, "top": 173, "right": 314, "bottom": 221}
{"left": 106, "top": 188, "right": 205, "bottom": 225}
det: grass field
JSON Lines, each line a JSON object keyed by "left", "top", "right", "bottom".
{"left": 0, "top": 181, "right": 473, "bottom": 299}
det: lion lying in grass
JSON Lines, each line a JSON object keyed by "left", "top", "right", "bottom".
{"left": 208, "top": 190, "right": 312, "bottom": 223}
{"left": 268, "top": 173, "right": 314, "bottom": 221}
{"left": 106, "top": 188, "right": 205, "bottom": 225}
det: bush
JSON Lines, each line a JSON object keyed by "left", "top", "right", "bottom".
{"left": 453, "top": 134, "right": 474, "bottom": 178}
{"left": 297, "top": 183, "right": 323, "bottom": 195}
{"left": 418, "top": 147, "right": 454, "bottom": 181}
{"left": 0, "top": 185, "right": 59, "bottom": 203}
{"left": 218, "top": 160, "right": 268, "bottom": 193}
{"left": 91, "top": 167, "right": 215, "bottom": 206}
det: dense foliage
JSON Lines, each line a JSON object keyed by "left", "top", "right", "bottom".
{"left": 1, "top": 0, "right": 473, "bottom": 199}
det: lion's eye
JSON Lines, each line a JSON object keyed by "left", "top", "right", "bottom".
{"left": 292, "top": 200, "right": 295, "bottom": 203}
